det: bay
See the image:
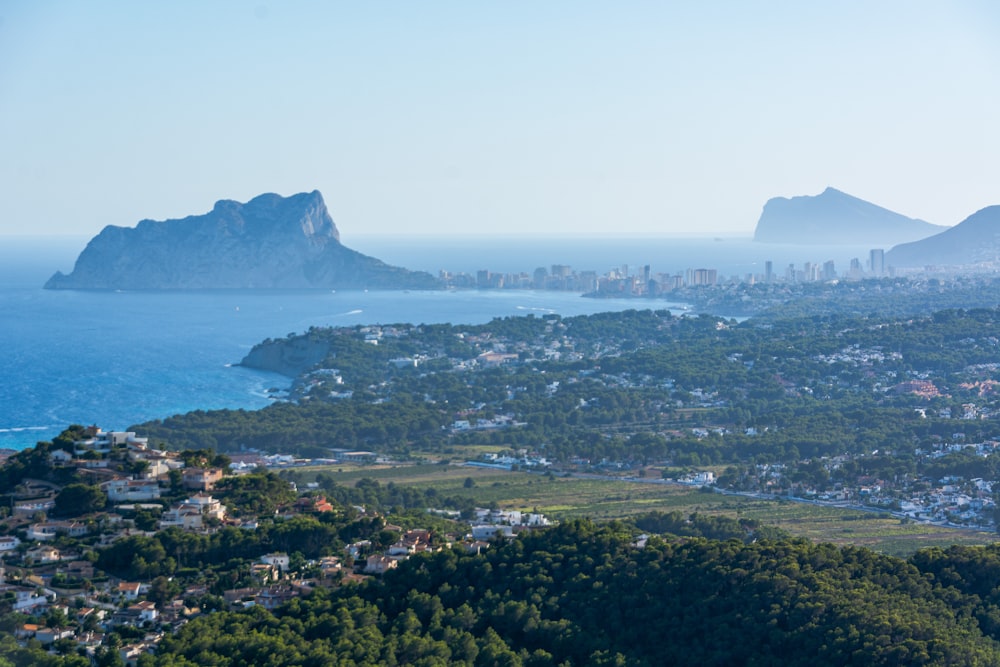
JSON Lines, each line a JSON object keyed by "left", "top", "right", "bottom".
{"left": 0, "top": 286, "right": 671, "bottom": 451}
{"left": 0, "top": 234, "right": 875, "bottom": 451}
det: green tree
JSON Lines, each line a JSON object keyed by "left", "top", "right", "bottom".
{"left": 53, "top": 483, "right": 106, "bottom": 517}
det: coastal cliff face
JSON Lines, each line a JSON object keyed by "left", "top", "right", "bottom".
{"left": 45, "top": 191, "right": 441, "bottom": 290}
{"left": 239, "top": 336, "right": 331, "bottom": 377}
{"left": 753, "top": 187, "right": 946, "bottom": 245}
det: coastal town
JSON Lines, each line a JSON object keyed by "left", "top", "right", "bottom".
{"left": 4, "top": 413, "right": 1000, "bottom": 661}
{"left": 0, "top": 426, "right": 558, "bottom": 663}
{"left": 436, "top": 247, "right": 894, "bottom": 296}
{"left": 6, "top": 308, "right": 1000, "bottom": 663}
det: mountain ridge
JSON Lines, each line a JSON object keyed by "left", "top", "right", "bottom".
{"left": 44, "top": 191, "right": 441, "bottom": 290}
{"left": 886, "top": 205, "right": 1000, "bottom": 268}
{"left": 753, "top": 187, "right": 946, "bottom": 245}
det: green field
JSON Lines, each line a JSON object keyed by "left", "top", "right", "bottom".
{"left": 297, "top": 463, "right": 998, "bottom": 557}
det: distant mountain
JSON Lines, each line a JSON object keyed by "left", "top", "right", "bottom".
{"left": 753, "top": 187, "right": 946, "bottom": 245}
{"left": 45, "top": 191, "right": 441, "bottom": 290}
{"left": 886, "top": 205, "right": 1000, "bottom": 268}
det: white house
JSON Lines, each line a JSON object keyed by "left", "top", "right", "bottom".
{"left": 27, "top": 521, "right": 89, "bottom": 541}
{"left": 26, "top": 545, "right": 63, "bottom": 564}
{"left": 12, "top": 589, "right": 49, "bottom": 612}
{"left": 471, "top": 525, "right": 514, "bottom": 540}
{"left": 159, "top": 493, "right": 226, "bottom": 530}
{"left": 260, "top": 552, "right": 290, "bottom": 572}
{"left": 105, "top": 479, "right": 161, "bottom": 502}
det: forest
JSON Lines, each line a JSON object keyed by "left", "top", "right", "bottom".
{"left": 21, "top": 521, "right": 1000, "bottom": 666}
{"left": 134, "top": 306, "right": 1000, "bottom": 474}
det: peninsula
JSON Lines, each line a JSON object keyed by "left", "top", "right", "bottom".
{"left": 44, "top": 191, "right": 441, "bottom": 290}
{"left": 753, "top": 187, "right": 945, "bottom": 245}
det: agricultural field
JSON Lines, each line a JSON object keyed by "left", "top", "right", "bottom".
{"left": 296, "top": 463, "right": 999, "bottom": 557}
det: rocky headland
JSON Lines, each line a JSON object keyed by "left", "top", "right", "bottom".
{"left": 239, "top": 335, "right": 331, "bottom": 378}
{"left": 45, "top": 190, "right": 441, "bottom": 290}
{"left": 753, "top": 187, "right": 946, "bottom": 245}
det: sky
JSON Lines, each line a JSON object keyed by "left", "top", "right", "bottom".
{"left": 1, "top": 1, "right": 998, "bottom": 240}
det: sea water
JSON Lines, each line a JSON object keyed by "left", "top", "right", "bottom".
{"left": 0, "top": 235, "right": 873, "bottom": 451}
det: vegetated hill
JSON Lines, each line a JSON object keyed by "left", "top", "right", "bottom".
{"left": 44, "top": 190, "right": 441, "bottom": 290}
{"left": 753, "top": 187, "right": 945, "bottom": 245}
{"left": 887, "top": 205, "right": 1000, "bottom": 269}
{"left": 146, "top": 521, "right": 1000, "bottom": 666}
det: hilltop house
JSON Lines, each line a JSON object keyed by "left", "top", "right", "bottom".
{"left": 27, "top": 521, "right": 89, "bottom": 541}
{"left": 159, "top": 493, "right": 226, "bottom": 530}
{"left": 182, "top": 467, "right": 224, "bottom": 491}
{"left": 105, "top": 479, "right": 161, "bottom": 502}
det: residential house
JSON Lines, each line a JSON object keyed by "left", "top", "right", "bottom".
{"left": 344, "top": 540, "right": 371, "bottom": 560}
{"left": 250, "top": 563, "right": 280, "bottom": 584}
{"left": 105, "top": 479, "right": 161, "bottom": 502}
{"left": 117, "top": 581, "right": 144, "bottom": 601}
{"left": 12, "top": 588, "right": 49, "bottom": 612}
{"left": 318, "top": 556, "right": 342, "bottom": 581}
{"left": 255, "top": 585, "right": 300, "bottom": 610}
{"left": 35, "top": 627, "right": 74, "bottom": 644}
{"left": 59, "top": 560, "right": 95, "bottom": 580}
{"left": 26, "top": 545, "right": 62, "bottom": 563}
{"left": 259, "top": 552, "right": 290, "bottom": 573}
{"left": 363, "top": 554, "right": 398, "bottom": 575}
{"left": 471, "top": 525, "right": 514, "bottom": 541}
{"left": 48, "top": 449, "right": 74, "bottom": 466}
{"left": 182, "top": 468, "right": 224, "bottom": 491}
{"left": 159, "top": 493, "right": 226, "bottom": 530}
{"left": 28, "top": 521, "right": 89, "bottom": 541}
{"left": 120, "top": 643, "right": 153, "bottom": 667}
{"left": 294, "top": 495, "right": 334, "bottom": 513}
{"left": 13, "top": 500, "right": 55, "bottom": 518}
{"left": 130, "top": 600, "right": 159, "bottom": 623}
{"left": 387, "top": 529, "right": 432, "bottom": 556}
{"left": 223, "top": 587, "right": 259, "bottom": 607}
{"left": 0, "top": 536, "right": 21, "bottom": 551}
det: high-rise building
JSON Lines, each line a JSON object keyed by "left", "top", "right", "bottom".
{"left": 764, "top": 260, "right": 774, "bottom": 283}
{"left": 869, "top": 249, "right": 885, "bottom": 277}
{"left": 689, "top": 268, "right": 717, "bottom": 286}
{"left": 822, "top": 260, "right": 836, "bottom": 281}
{"left": 551, "top": 264, "right": 572, "bottom": 278}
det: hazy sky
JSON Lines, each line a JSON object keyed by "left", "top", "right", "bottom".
{"left": 2, "top": 1, "right": 998, "bottom": 239}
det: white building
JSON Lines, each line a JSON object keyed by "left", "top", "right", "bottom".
{"left": 260, "top": 552, "right": 290, "bottom": 572}
{"left": 105, "top": 479, "right": 161, "bottom": 502}
{"left": 159, "top": 494, "right": 226, "bottom": 530}
{"left": 471, "top": 525, "right": 515, "bottom": 540}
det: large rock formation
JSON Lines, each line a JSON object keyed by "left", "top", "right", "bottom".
{"left": 753, "top": 187, "right": 945, "bottom": 245}
{"left": 239, "top": 335, "right": 331, "bottom": 378}
{"left": 45, "top": 191, "right": 441, "bottom": 290}
{"left": 886, "top": 205, "right": 1000, "bottom": 268}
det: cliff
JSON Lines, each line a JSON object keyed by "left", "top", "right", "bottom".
{"left": 239, "top": 335, "right": 331, "bottom": 377}
{"left": 753, "top": 187, "right": 945, "bottom": 245}
{"left": 45, "top": 191, "right": 441, "bottom": 290}
{"left": 886, "top": 205, "right": 1000, "bottom": 268}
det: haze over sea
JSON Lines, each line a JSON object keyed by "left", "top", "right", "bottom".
{"left": 0, "top": 235, "right": 872, "bottom": 451}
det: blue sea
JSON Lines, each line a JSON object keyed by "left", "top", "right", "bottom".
{"left": 0, "top": 235, "right": 872, "bottom": 451}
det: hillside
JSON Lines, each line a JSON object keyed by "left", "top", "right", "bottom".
{"left": 44, "top": 190, "right": 441, "bottom": 290}
{"left": 887, "top": 205, "right": 1000, "bottom": 268}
